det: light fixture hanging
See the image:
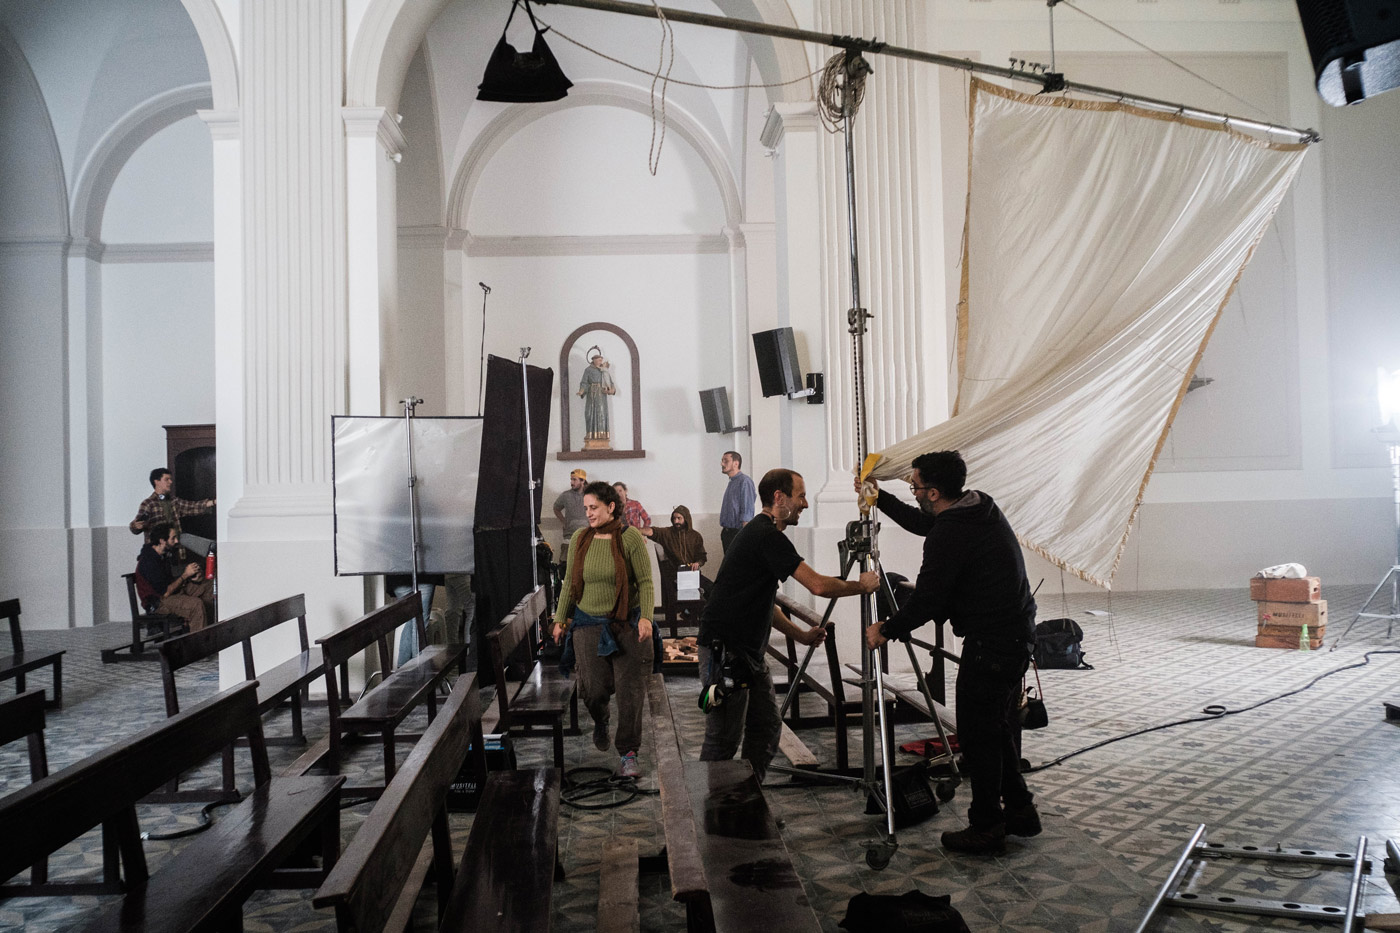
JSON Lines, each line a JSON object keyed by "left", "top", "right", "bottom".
{"left": 477, "top": 0, "right": 573, "bottom": 103}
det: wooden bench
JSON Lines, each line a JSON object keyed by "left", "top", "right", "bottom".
{"left": 1, "top": 598, "right": 63, "bottom": 708}
{"left": 643, "top": 673, "right": 819, "bottom": 933}
{"left": 0, "top": 681, "right": 344, "bottom": 930}
{"left": 157, "top": 593, "right": 325, "bottom": 800}
{"left": 0, "top": 689, "right": 51, "bottom": 896}
{"left": 101, "top": 573, "right": 186, "bottom": 664}
{"left": 314, "top": 591, "right": 466, "bottom": 791}
{"left": 485, "top": 585, "right": 578, "bottom": 770}
{"left": 439, "top": 765, "right": 562, "bottom": 932}
{"left": 313, "top": 673, "right": 488, "bottom": 931}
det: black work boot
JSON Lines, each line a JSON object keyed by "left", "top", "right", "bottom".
{"left": 941, "top": 823, "right": 1007, "bottom": 855}
{"left": 1004, "top": 803, "right": 1042, "bottom": 837}
{"left": 592, "top": 717, "right": 611, "bottom": 752}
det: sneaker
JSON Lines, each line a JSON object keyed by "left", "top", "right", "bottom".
{"left": 592, "top": 718, "right": 611, "bottom": 752}
{"left": 941, "top": 823, "right": 1006, "bottom": 855}
{"left": 618, "top": 752, "right": 640, "bottom": 778}
{"left": 1005, "top": 803, "right": 1042, "bottom": 837}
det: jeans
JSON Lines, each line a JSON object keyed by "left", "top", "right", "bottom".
{"left": 955, "top": 638, "right": 1034, "bottom": 829}
{"left": 697, "top": 645, "right": 781, "bottom": 782}
{"left": 390, "top": 583, "right": 435, "bottom": 666}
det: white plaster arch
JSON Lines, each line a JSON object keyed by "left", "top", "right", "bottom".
{"left": 0, "top": 25, "right": 69, "bottom": 238}
{"left": 70, "top": 84, "right": 213, "bottom": 241}
{"left": 347, "top": 0, "right": 812, "bottom": 115}
{"left": 178, "top": 0, "right": 238, "bottom": 110}
{"left": 446, "top": 80, "right": 742, "bottom": 231}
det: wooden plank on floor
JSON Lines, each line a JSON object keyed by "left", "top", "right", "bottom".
{"left": 597, "top": 836, "right": 640, "bottom": 933}
{"left": 778, "top": 723, "right": 818, "bottom": 768}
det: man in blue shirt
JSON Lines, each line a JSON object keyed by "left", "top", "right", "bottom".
{"left": 718, "top": 450, "right": 755, "bottom": 556}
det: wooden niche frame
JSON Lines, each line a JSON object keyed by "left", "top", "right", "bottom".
{"left": 558, "top": 322, "right": 644, "bottom": 461}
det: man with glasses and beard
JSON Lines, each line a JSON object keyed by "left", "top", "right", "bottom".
{"left": 862, "top": 450, "right": 1039, "bottom": 855}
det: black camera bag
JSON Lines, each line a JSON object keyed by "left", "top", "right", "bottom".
{"left": 1033, "top": 617, "right": 1093, "bottom": 670}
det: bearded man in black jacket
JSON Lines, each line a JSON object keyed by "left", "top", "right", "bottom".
{"left": 863, "top": 450, "right": 1039, "bottom": 855}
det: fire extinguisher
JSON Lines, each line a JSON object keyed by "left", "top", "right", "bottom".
{"left": 205, "top": 544, "right": 217, "bottom": 597}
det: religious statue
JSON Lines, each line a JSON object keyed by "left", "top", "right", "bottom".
{"left": 578, "top": 346, "right": 617, "bottom": 450}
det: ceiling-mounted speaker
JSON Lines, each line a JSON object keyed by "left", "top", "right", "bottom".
{"left": 752, "top": 327, "right": 805, "bottom": 398}
{"left": 1295, "top": 0, "right": 1400, "bottom": 105}
{"left": 699, "top": 387, "right": 736, "bottom": 434}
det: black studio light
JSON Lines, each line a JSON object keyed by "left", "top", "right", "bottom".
{"left": 477, "top": 0, "right": 573, "bottom": 103}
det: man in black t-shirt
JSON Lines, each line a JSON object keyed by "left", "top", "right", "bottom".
{"left": 697, "top": 468, "right": 878, "bottom": 781}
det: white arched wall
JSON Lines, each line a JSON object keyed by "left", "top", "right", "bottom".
{"left": 0, "top": 26, "right": 75, "bottom": 627}
{"left": 67, "top": 93, "right": 217, "bottom": 625}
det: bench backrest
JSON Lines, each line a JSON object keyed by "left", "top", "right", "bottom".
{"left": 0, "top": 689, "right": 47, "bottom": 783}
{"left": 0, "top": 681, "right": 266, "bottom": 885}
{"left": 317, "top": 591, "right": 425, "bottom": 674}
{"left": 485, "top": 586, "right": 547, "bottom": 706}
{"left": 643, "top": 673, "right": 708, "bottom": 903}
{"left": 313, "top": 673, "right": 486, "bottom": 931}
{"left": 2, "top": 597, "right": 20, "bottom": 655}
{"left": 159, "top": 594, "right": 309, "bottom": 716}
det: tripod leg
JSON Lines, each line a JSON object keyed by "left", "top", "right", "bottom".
{"left": 778, "top": 553, "right": 855, "bottom": 720}
{"left": 867, "top": 634, "right": 899, "bottom": 869}
{"left": 903, "top": 640, "right": 961, "bottom": 799}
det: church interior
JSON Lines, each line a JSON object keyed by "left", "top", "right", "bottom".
{"left": 2, "top": 0, "right": 1400, "bottom": 930}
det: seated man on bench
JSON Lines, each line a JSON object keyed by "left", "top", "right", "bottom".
{"left": 137, "top": 522, "right": 215, "bottom": 632}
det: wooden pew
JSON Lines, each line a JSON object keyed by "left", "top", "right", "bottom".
{"left": 485, "top": 585, "right": 578, "bottom": 770}
{"left": 0, "top": 681, "right": 344, "bottom": 931}
{"left": 0, "top": 689, "right": 51, "bottom": 896}
{"left": 643, "top": 673, "right": 819, "bottom": 933}
{"left": 156, "top": 593, "right": 325, "bottom": 800}
{"left": 314, "top": 672, "right": 563, "bottom": 933}
{"left": 314, "top": 592, "right": 466, "bottom": 791}
{"left": 439, "top": 766, "right": 562, "bottom": 932}
{"left": 313, "top": 673, "right": 488, "bottom": 931}
{"left": 1, "top": 598, "right": 63, "bottom": 708}
{"left": 101, "top": 574, "right": 186, "bottom": 664}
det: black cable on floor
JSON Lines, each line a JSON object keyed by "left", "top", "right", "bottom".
{"left": 1025, "top": 647, "right": 1400, "bottom": 774}
{"left": 559, "top": 765, "right": 655, "bottom": 810}
{"left": 141, "top": 797, "right": 240, "bottom": 841}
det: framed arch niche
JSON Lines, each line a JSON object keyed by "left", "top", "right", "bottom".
{"left": 559, "top": 322, "right": 644, "bottom": 461}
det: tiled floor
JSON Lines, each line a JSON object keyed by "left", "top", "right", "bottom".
{"left": 2, "top": 586, "right": 1399, "bottom": 931}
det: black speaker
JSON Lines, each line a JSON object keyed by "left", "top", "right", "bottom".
{"left": 752, "top": 327, "right": 804, "bottom": 398}
{"left": 1295, "top": 0, "right": 1400, "bottom": 105}
{"left": 699, "top": 387, "right": 735, "bottom": 434}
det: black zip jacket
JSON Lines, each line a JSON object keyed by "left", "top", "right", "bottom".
{"left": 877, "top": 488, "right": 1036, "bottom": 647}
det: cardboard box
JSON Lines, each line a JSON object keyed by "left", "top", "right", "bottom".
{"left": 1256, "top": 624, "right": 1325, "bottom": 650}
{"left": 1256, "top": 599, "right": 1327, "bottom": 629}
{"left": 1249, "top": 576, "right": 1321, "bottom": 603}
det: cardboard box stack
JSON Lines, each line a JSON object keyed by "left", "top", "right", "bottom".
{"left": 1251, "top": 576, "right": 1325, "bottom": 649}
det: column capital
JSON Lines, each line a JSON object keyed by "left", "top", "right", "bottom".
{"left": 198, "top": 109, "right": 242, "bottom": 141}
{"left": 760, "top": 101, "right": 821, "bottom": 150}
{"left": 342, "top": 106, "right": 406, "bottom": 158}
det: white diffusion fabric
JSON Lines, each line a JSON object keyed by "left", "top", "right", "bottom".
{"left": 868, "top": 79, "right": 1308, "bottom": 587}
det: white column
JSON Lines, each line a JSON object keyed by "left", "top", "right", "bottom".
{"left": 760, "top": 101, "right": 826, "bottom": 487}
{"left": 725, "top": 225, "right": 755, "bottom": 466}
{"left": 344, "top": 107, "right": 405, "bottom": 416}
{"left": 65, "top": 238, "right": 102, "bottom": 625}
{"left": 218, "top": 0, "right": 363, "bottom": 683}
{"left": 235, "top": 0, "right": 347, "bottom": 518}
{"left": 813, "top": 0, "right": 949, "bottom": 494}
{"left": 199, "top": 109, "right": 243, "bottom": 546}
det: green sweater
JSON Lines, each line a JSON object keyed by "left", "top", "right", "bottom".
{"left": 555, "top": 526, "right": 654, "bottom": 625}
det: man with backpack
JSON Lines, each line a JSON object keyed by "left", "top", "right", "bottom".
{"left": 862, "top": 450, "right": 1039, "bottom": 855}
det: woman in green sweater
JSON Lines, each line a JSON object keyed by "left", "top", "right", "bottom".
{"left": 551, "top": 481, "right": 655, "bottom": 778}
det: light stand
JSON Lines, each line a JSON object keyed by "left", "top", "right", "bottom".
{"left": 401, "top": 396, "right": 425, "bottom": 605}
{"left": 520, "top": 348, "right": 543, "bottom": 643}
{"left": 1331, "top": 428, "right": 1400, "bottom": 649}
